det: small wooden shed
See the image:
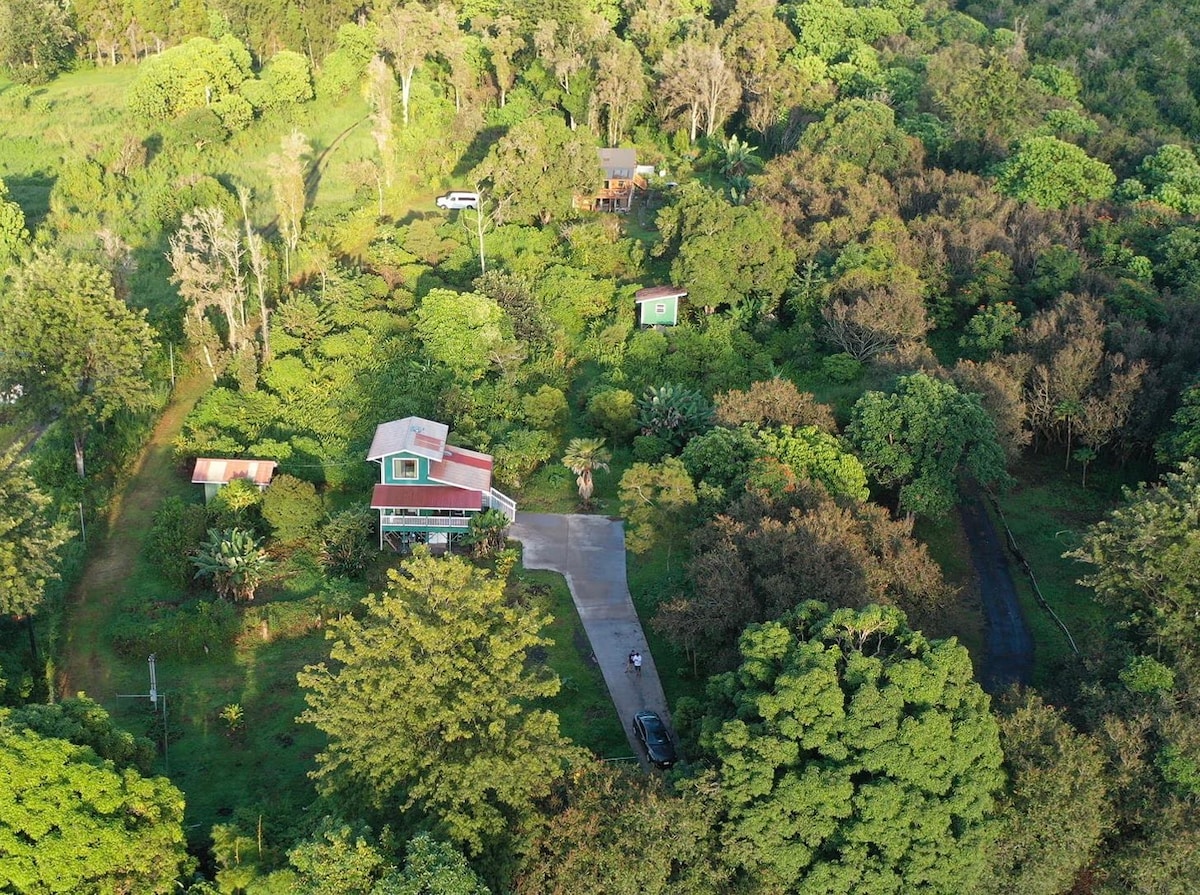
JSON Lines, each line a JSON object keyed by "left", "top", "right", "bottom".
{"left": 634, "top": 285, "right": 686, "bottom": 326}
{"left": 191, "top": 458, "right": 277, "bottom": 503}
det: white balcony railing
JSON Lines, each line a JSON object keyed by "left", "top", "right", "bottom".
{"left": 379, "top": 515, "right": 469, "bottom": 528}
{"left": 485, "top": 488, "right": 517, "bottom": 521}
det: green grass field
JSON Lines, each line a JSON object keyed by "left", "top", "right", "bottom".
{"left": 993, "top": 453, "right": 1149, "bottom": 683}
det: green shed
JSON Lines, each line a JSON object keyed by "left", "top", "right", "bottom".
{"left": 635, "top": 285, "right": 685, "bottom": 326}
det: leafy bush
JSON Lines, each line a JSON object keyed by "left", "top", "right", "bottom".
{"left": 822, "top": 353, "right": 864, "bottom": 383}
{"left": 636, "top": 384, "right": 713, "bottom": 450}
{"left": 522, "top": 386, "right": 568, "bottom": 434}
{"left": 587, "top": 388, "right": 638, "bottom": 443}
{"left": 493, "top": 429, "right": 555, "bottom": 489}
{"left": 147, "top": 497, "right": 210, "bottom": 590}
{"left": 319, "top": 509, "right": 376, "bottom": 578}
{"left": 110, "top": 600, "right": 239, "bottom": 660}
{"left": 632, "top": 434, "right": 671, "bottom": 462}
{"left": 262, "top": 475, "right": 323, "bottom": 543}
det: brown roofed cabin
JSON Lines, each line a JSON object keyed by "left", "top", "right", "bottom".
{"left": 576, "top": 148, "right": 646, "bottom": 213}
{"left": 192, "top": 458, "right": 277, "bottom": 503}
{"left": 635, "top": 285, "right": 686, "bottom": 326}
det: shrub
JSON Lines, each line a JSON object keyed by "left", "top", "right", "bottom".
{"left": 147, "top": 497, "right": 210, "bottom": 590}
{"left": 110, "top": 600, "right": 239, "bottom": 660}
{"left": 522, "top": 386, "right": 568, "bottom": 434}
{"left": 632, "top": 434, "right": 671, "bottom": 463}
{"left": 822, "top": 352, "right": 864, "bottom": 383}
{"left": 587, "top": 388, "right": 638, "bottom": 443}
{"left": 319, "top": 509, "right": 376, "bottom": 578}
{"left": 262, "top": 475, "right": 323, "bottom": 543}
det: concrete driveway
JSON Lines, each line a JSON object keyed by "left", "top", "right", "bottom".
{"left": 511, "top": 513, "right": 672, "bottom": 766}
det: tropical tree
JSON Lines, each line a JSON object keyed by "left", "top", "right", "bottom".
{"left": 848, "top": 373, "right": 1009, "bottom": 519}
{"left": 472, "top": 114, "right": 602, "bottom": 226}
{"left": 268, "top": 131, "right": 312, "bottom": 277}
{"left": 561, "top": 437, "right": 611, "bottom": 504}
{"left": 637, "top": 383, "right": 714, "bottom": 450}
{"left": 514, "top": 764, "right": 728, "bottom": 894}
{"left": 0, "top": 724, "right": 190, "bottom": 893}
{"left": 192, "top": 527, "right": 273, "bottom": 602}
{"left": 375, "top": 1, "right": 442, "bottom": 126}
{"left": 0, "top": 0, "right": 76, "bottom": 83}
{"left": 618, "top": 458, "right": 697, "bottom": 561}
{"left": 979, "top": 692, "right": 1112, "bottom": 895}
{"left": 0, "top": 252, "right": 157, "bottom": 478}
{"left": 1068, "top": 461, "right": 1200, "bottom": 655}
{"left": 655, "top": 485, "right": 952, "bottom": 670}
{"left": 688, "top": 602, "right": 1004, "bottom": 893}
{"left": 297, "top": 551, "right": 582, "bottom": 854}
{"left": 0, "top": 447, "right": 72, "bottom": 619}
{"left": 995, "top": 135, "right": 1116, "bottom": 209}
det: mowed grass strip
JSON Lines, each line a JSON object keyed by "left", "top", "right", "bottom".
{"left": 520, "top": 568, "right": 628, "bottom": 759}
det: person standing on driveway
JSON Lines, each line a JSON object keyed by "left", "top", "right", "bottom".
{"left": 632, "top": 651, "right": 643, "bottom": 676}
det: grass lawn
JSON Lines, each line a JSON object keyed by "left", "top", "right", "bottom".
{"left": 626, "top": 548, "right": 707, "bottom": 712}
{"left": 518, "top": 568, "right": 628, "bottom": 759}
{"left": 993, "top": 453, "right": 1148, "bottom": 684}
{"left": 914, "top": 513, "right": 986, "bottom": 664}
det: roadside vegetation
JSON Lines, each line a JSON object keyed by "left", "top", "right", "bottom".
{"left": 2, "top": 0, "right": 1200, "bottom": 890}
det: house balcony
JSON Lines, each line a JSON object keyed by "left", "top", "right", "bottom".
{"left": 380, "top": 514, "right": 471, "bottom": 531}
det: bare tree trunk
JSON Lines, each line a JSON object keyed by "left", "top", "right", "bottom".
{"left": 73, "top": 432, "right": 86, "bottom": 479}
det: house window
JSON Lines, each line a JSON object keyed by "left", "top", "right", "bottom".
{"left": 655, "top": 303, "right": 666, "bottom": 315}
{"left": 392, "top": 458, "right": 418, "bottom": 479}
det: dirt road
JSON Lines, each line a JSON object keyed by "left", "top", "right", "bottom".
{"left": 58, "top": 369, "right": 209, "bottom": 699}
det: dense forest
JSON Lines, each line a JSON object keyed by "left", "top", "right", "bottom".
{"left": 2, "top": 0, "right": 1200, "bottom": 890}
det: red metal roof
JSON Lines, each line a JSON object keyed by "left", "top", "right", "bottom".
{"left": 192, "top": 458, "right": 276, "bottom": 486}
{"left": 371, "top": 484, "right": 482, "bottom": 510}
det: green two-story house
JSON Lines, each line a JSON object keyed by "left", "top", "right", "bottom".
{"left": 367, "top": 417, "right": 516, "bottom": 551}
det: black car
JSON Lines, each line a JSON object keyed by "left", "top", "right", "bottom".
{"left": 633, "top": 711, "right": 677, "bottom": 769}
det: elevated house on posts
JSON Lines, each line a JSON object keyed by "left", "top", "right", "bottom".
{"left": 575, "top": 148, "right": 646, "bottom": 213}
{"left": 366, "top": 417, "right": 516, "bottom": 551}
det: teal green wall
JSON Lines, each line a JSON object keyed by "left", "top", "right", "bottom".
{"left": 638, "top": 297, "right": 678, "bottom": 326}
{"left": 380, "top": 452, "right": 433, "bottom": 484}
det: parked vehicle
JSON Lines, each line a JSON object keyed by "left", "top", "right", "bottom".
{"left": 435, "top": 191, "right": 479, "bottom": 210}
{"left": 632, "top": 710, "right": 677, "bottom": 769}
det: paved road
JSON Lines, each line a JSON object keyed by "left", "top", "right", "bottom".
{"left": 960, "top": 495, "right": 1034, "bottom": 693}
{"left": 511, "top": 513, "right": 671, "bottom": 767}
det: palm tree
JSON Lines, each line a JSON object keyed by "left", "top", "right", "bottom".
{"left": 193, "top": 527, "right": 274, "bottom": 602}
{"left": 562, "top": 438, "right": 611, "bottom": 505}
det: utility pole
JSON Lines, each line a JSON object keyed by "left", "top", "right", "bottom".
{"left": 117, "top": 654, "right": 170, "bottom": 774}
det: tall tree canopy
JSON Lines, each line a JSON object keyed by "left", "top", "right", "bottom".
{"left": 0, "top": 722, "right": 189, "bottom": 893}
{"left": 655, "top": 485, "right": 952, "bottom": 670}
{"left": 297, "top": 551, "right": 581, "bottom": 854}
{"left": 514, "top": 764, "right": 728, "bottom": 894}
{"left": 0, "top": 252, "right": 158, "bottom": 478}
{"left": 0, "top": 447, "right": 72, "bottom": 618}
{"left": 687, "top": 602, "right": 1003, "bottom": 894}
{"left": 848, "top": 373, "right": 1009, "bottom": 519}
{"left": 473, "top": 114, "right": 602, "bottom": 226}
{"left": 1068, "top": 460, "right": 1200, "bottom": 655}
{"left": 654, "top": 183, "right": 795, "bottom": 315}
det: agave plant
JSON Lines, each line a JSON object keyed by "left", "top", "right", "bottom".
{"left": 193, "top": 527, "right": 273, "bottom": 602}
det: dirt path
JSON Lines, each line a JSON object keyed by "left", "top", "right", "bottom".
{"left": 959, "top": 494, "right": 1034, "bottom": 693}
{"left": 58, "top": 368, "right": 210, "bottom": 699}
